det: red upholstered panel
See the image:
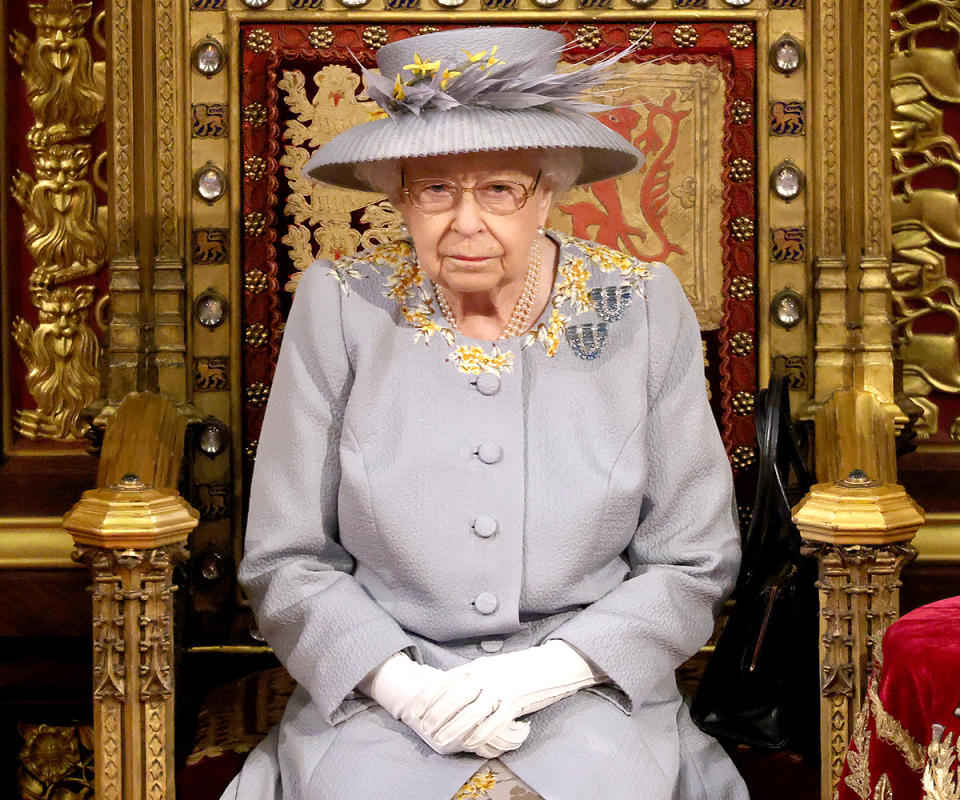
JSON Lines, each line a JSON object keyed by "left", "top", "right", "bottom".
{"left": 239, "top": 21, "right": 759, "bottom": 517}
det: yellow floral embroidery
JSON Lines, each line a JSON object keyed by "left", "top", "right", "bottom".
{"left": 553, "top": 230, "right": 653, "bottom": 281}
{"left": 382, "top": 259, "right": 423, "bottom": 302}
{"left": 327, "top": 261, "right": 366, "bottom": 294}
{"left": 448, "top": 344, "right": 514, "bottom": 376}
{"left": 454, "top": 767, "right": 498, "bottom": 799}
{"left": 328, "top": 231, "right": 653, "bottom": 378}
{"left": 402, "top": 295, "right": 455, "bottom": 346}
{"left": 525, "top": 305, "right": 569, "bottom": 357}
{"left": 555, "top": 256, "right": 593, "bottom": 312}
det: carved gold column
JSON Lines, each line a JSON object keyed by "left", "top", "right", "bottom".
{"left": 102, "top": 0, "right": 189, "bottom": 413}
{"left": 795, "top": 467, "right": 923, "bottom": 800}
{"left": 65, "top": 477, "right": 196, "bottom": 800}
{"left": 804, "top": 7, "right": 921, "bottom": 797}
{"left": 811, "top": 0, "right": 853, "bottom": 405}
{"left": 152, "top": 0, "right": 188, "bottom": 398}
{"left": 105, "top": 0, "right": 144, "bottom": 406}
{"left": 857, "top": 0, "right": 897, "bottom": 410}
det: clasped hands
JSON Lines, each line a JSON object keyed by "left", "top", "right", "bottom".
{"left": 356, "top": 640, "right": 607, "bottom": 758}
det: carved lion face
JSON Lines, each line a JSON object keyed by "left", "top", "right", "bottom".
{"left": 28, "top": 0, "right": 93, "bottom": 72}
{"left": 34, "top": 144, "right": 92, "bottom": 210}
{"left": 33, "top": 285, "right": 94, "bottom": 350}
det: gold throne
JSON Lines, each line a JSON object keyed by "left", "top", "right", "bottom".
{"left": 3, "top": 2, "right": 957, "bottom": 800}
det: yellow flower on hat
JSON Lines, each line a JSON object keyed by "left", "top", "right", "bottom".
{"left": 392, "top": 74, "right": 406, "bottom": 100}
{"left": 439, "top": 69, "right": 461, "bottom": 89}
{"left": 461, "top": 48, "right": 488, "bottom": 63}
{"left": 403, "top": 52, "right": 441, "bottom": 79}
{"left": 485, "top": 45, "right": 502, "bottom": 68}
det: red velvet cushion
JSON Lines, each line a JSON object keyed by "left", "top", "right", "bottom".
{"left": 838, "top": 596, "right": 960, "bottom": 800}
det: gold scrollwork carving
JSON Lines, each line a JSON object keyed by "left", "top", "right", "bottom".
{"left": 891, "top": 1, "right": 960, "bottom": 438}
{"left": 278, "top": 66, "right": 408, "bottom": 291}
{"left": 8, "top": 0, "right": 107, "bottom": 441}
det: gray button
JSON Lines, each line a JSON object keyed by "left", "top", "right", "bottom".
{"left": 477, "top": 443, "right": 503, "bottom": 464}
{"left": 479, "top": 639, "right": 504, "bottom": 653}
{"left": 472, "top": 516, "right": 498, "bottom": 538}
{"left": 474, "top": 373, "right": 501, "bottom": 396}
{"left": 473, "top": 592, "right": 498, "bottom": 615}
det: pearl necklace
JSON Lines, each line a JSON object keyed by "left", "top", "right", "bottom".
{"left": 435, "top": 242, "right": 542, "bottom": 340}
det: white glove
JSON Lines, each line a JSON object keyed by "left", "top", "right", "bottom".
{"left": 411, "top": 640, "right": 608, "bottom": 753}
{"left": 356, "top": 652, "right": 530, "bottom": 758}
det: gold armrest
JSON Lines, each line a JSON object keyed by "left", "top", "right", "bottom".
{"left": 63, "top": 392, "right": 198, "bottom": 800}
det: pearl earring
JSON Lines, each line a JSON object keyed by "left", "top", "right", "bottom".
{"left": 537, "top": 225, "right": 545, "bottom": 235}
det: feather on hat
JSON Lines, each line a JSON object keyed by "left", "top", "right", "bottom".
{"left": 304, "top": 27, "right": 646, "bottom": 191}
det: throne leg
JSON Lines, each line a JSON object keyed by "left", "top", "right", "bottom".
{"left": 801, "top": 541, "right": 916, "bottom": 800}
{"left": 72, "top": 544, "right": 188, "bottom": 800}
{"left": 795, "top": 475, "right": 922, "bottom": 800}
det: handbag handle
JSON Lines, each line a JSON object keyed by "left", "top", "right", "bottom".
{"left": 738, "top": 375, "right": 811, "bottom": 588}
{"left": 768, "top": 377, "right": 811, "bottom": 516}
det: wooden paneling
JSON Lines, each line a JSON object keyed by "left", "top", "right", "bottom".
{"left": 0, "top": 570, "right": 91, "bottom": 638}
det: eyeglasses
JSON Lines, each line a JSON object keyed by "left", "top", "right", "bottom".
{"left": 401, "top": 170, "right": 542, "bottom": 216}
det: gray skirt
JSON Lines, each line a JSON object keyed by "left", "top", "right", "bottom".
{"left": 454, "top": 761, "right": 542, "bottom": 800}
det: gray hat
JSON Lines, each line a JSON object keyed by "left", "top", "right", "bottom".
{"left": 304, "top": 27, "right": 644, "bottom": 191}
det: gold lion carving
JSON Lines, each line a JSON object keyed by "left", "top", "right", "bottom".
{"left": 12, "top": 143, "right": 105, "bottom": 288}
{"left": 8, "top": 0, "right": 106, "bottom": 441}
{"left": 12, "top": 284, "right": 100, "bottom": 440}
{"left": 9, "top": 0, "right": 105, "bottom": 147}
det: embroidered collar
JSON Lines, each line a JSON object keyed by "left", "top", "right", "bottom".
{"left": 327, "top": 230, "right": 652, "bottom": 377}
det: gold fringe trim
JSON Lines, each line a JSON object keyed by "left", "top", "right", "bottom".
{"left": 870, "top": 680, "right": 925, "bottom": 773}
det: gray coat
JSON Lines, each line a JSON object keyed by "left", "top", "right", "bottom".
{"left": 223, "top": 231, "right": 749, "bottom": 800}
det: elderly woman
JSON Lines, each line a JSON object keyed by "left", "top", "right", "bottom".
{"left": 224, "top": 26, "right": 748, "bottom": 800}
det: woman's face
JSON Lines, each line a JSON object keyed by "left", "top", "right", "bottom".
{"left": 396, "top": 151, "right": 554, "bottom": 296}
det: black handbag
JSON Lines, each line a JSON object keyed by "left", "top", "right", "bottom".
{"left": 690, "top": 376, "right": 818, "bottom": 750}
